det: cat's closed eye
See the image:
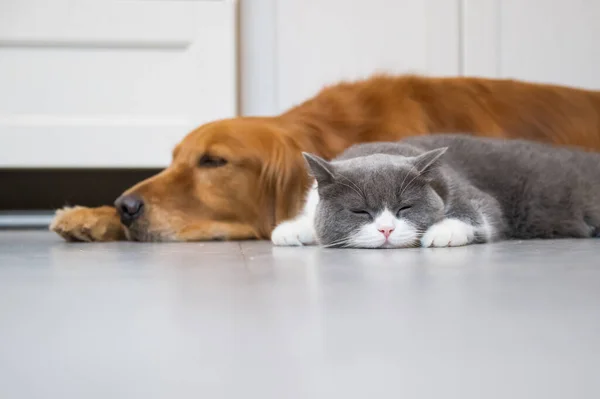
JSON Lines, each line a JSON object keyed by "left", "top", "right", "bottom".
{"left": 349, "top": 209, "right": 372, "bottom": 219}
{"left": 396, "top": 205, "right": 412, "bottom": 217}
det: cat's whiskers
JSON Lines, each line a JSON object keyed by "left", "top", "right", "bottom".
{"left": 337, "top": 173, "right": 367, "bottom": 199}
{"left": 323, "top": 225, "right": 418, "bottom": 249}
{"left": 399, "top": 174, "right": 422, "bottom": 199}
{"left": 322, "top": 237, "right": 353, "bottom": 248}
{"left": 406, "top": 240, "right": 421, "bottom": 248}
{"left": 405, "top": 229, "right": 428, "bottom": 235}
{"left": 349, "top": 229, "right": 420, "bottom": 249}
{"left": 398, "top": 164, "right": 417, "bottom": 196}
{"left": 335, "top": 181, "right": 366, "bottom": 200}
{"left": 397, "top": 164, "right": 420, "bottom": 196}
{"left": 337, "top": 172, "right": 364, "bottom": 193}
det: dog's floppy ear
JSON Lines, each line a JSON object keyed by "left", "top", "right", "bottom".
{"left": 260, "top": 136, "right": 312, "bottom": 228}
{"left": 302, "top": 152, "right": 335, "bottom": 186}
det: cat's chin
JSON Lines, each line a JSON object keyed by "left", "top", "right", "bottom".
{"left": 381, "top": 241, "right": 407, "bottom": 249}
{"left": 381, "top": 240, "right": 416, "bottom": 249}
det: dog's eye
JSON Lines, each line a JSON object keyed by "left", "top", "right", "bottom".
{"left": 396, "top": 205, "right": 412, "bottom": 217}
{"left": 198, "top": 154, "right": 227, "bottom": 168}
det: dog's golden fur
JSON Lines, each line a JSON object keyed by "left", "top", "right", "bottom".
{"left": 51, "top": 74, "right": 600, "bottom": 242}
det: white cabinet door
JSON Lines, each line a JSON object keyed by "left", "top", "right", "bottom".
{"left": 0, "top": 0, "right": 237, "bottom": 168}
{"left": 462, "top": 0, "right": 600, "bottom": 89}
{"left": 274, "top": 0, "right": 461, "bottom": 113}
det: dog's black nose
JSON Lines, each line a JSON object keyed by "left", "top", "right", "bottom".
{"left": 114, "top": 194, "right": 144, "bottom": 226}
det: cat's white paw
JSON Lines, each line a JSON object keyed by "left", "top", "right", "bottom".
{"left": 421, "top": 218, "right": 475, "bottom": 248}
{"left": 271, "top": 218, "right": 316, "bottom": 246}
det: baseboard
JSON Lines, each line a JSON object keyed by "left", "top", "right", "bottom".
{"left": 0, "top": 211, "right": 55, "bottom": 229}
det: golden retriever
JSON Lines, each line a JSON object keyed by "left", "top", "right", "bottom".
{"left": 50, "top": 74, "right": 600, "bottom": 242}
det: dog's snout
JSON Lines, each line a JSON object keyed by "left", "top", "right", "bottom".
{"left": 115, "top": 194, "right": 144, "bottom": 226}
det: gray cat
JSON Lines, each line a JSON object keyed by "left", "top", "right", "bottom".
{"left": 271, "top": 134, "right": 600, "bottom": 248}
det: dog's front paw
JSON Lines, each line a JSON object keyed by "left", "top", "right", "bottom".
{"left": 421, "top": 218, "right": 475, "bottom": 248}
{"left": 50, "top": 206, "right": 125, "bottom": 242}
{"left": 271, "top": 218, "right": 316, "bottom": 247}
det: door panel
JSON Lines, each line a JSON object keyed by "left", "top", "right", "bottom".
{"left": 0, "top": 0, "right": 237, "bottom": 168}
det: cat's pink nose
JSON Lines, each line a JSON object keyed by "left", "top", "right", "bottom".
{"left": 378, "top": 227, "right": 394, "bottom": 238}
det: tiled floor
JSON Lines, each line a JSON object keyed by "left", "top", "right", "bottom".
{"left": 1, "top": 230, "right": 600, "bottom": 398}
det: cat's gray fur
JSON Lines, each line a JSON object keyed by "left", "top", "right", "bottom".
{"left": 306, "top": 133, "right": 600, "bottom": 247}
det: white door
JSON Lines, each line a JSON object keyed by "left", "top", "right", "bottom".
{"left": 462, "top": 0, "right": 600, "bottom": 89}
{"left": 0, "top": 0, "right": 237, "bottom": 168}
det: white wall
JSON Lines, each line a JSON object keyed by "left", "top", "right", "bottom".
{"left": 463, "top": 0, "right": 600, "bottom": 90}
{"left": 240, "top": 0, "right": 600, "bottom": 117}
{"left": 240, "top": 0, "right": 461, "bottom": 116}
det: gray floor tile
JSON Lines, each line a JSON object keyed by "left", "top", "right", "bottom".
{"left": 1, "top": 231, "right": 599, "bottom": 398}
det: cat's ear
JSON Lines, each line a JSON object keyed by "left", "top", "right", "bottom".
{"left": 412, "top": 147, "right": 448, "bottom": 175}
{"left": 302, "top": 152, "right": 335, "bottom": 185}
